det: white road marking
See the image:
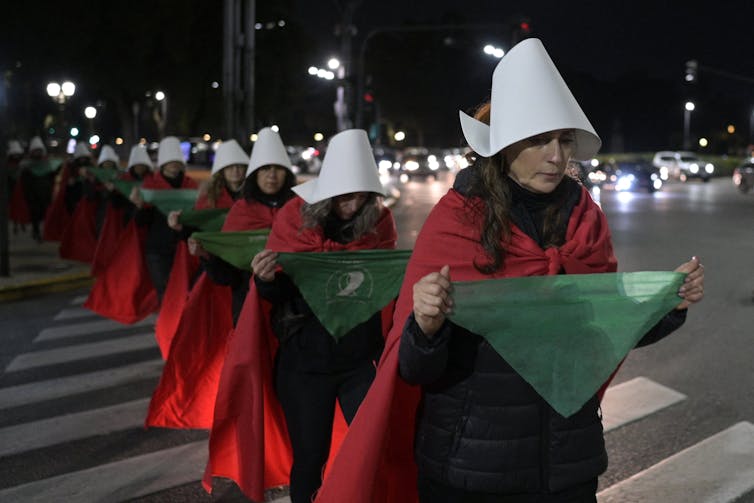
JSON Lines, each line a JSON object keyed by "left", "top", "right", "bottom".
{"left": 6, "top": 333, "right": 156, "bottom": 372}
{"left": 35, "top": 315, "right": 156, "bottom": 342}
{"left": 598, "top": 422, "right": 754, "bottom": 502}
{"left": 602, "top": 377, "right": 687, "bottom": 432}
{"left": 0, "top": 398, "right": 151, "bottom": 456}
{"left": 0, "top": 360, "right": 163, "bottom": 409}
{"left": 0, "top": 441, "right": 208, "bottom": 502}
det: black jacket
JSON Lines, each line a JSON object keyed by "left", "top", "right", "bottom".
{"left": 398, "top": 168, "right": 686, "bottom": 494}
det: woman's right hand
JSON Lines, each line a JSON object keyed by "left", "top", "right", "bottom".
{"left": 187, "top": 237, "right": 208, "bottom": 258}
{"left": 251, "top": 249, "right": 278, "bottom": 281}
{"left": 129, "top": 186, "right": 144, "bottom": 208}
{"left": 167, "top": 210, "right": 183, "bottom": 231}
{"left": 413, "top": 265, "right": 453, "bottom": 337}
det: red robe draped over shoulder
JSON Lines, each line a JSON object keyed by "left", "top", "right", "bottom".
{"left": 313, "top": 186, "right": 616, "bottom": 503}
{"left": 203, "top": 196, "right": 397, "bottom": 502}
{"left": 145, "top": 197, "right": 277, "bottom": 430}
{"left": 43, "top": 162, "right": 72, "bottom": 242}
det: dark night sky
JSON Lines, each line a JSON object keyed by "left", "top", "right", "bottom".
{"left": 2, "top": 1, "right": 753, "bottom": 153}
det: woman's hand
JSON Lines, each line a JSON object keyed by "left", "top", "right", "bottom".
{"left": 413, "top": 265, "right": 453, "bottom": 337}
{"left": 251, "top": 249, "right": 278, "bottom": 282}
{"left": 129, "top": 186, "right": 144, "bottom": 208}
{"left": 674, "top": 256, "right": 704, "bottom": 310}
{"left": 104, "top": 181, "right": 115, "bottom": 192}
{"left": 187, "top": 237, "right": 208, "bottom": 258}
{"left": 167, "top": 210, "right": 183, "bottom": 231}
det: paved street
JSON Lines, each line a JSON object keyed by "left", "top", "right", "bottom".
{"left": 1, "top": 173, "right": 753, "bottom": 502}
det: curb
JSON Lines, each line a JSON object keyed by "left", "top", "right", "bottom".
{"left": 0, "top": 272, "right": 94, "bottom": 303}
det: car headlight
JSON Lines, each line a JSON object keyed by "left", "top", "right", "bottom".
{"left": 404, "top": 160, "right": 419, "bottom": 171}
{"left": 653, "top": 179, "right": 663, "bottom": 190}
{"left": 615, "top": 174, "right": 635, "bottom": 191}
{"left": 705, "top": 163, "right": 714, "bottom": 174}
{"left": 689, "top": 163, "right": 699, "bottom": 173}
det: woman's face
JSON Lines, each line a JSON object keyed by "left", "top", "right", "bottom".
{"left": 132, "top": 164, "right": 149, "bottom": 177}
{"left": 504, "top": 129, "right": 576, "bottom": 194}
{"left": 222, "top": 164, "right": 246, "bottom": 187}
{"left": 255, "top": 165, "right": 288, "bottom": 195}
{"left": 99, "top": 161, "right": 117, "bottom": 170}
{"left": 332, "top": 192, "right": 369, "bottom": 220}
{"left": 161, "top": 161, "right": 184, "bottom": 179}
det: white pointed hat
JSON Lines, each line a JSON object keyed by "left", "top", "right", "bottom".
{"left": 7, "top": 140, "right": 23, "bottom": 156}
{"left": 211, "top": 139, "right": 251, "bottom": 175}
{"left": 292, "top": 129, "right": 384, "bottom": 204}
{"left": 127, "top": 144, "right": 153, "bottom": 170}
{"left": 29, "top": 136, "right": 47, "bottom": 155}
{"left": 74, "top": 141, "right": 91, "bottom": 159}
{"left": 459, "top": 38, "right": 601, "bottom": 161}
{"left": 97, "top": 145, "right": 120, "bottom": 167}
{"left": 247, "top": 127, "right": 292, "bottom": 177}
{"left": 157, "top": 136, "right": 186, "bottom": 168}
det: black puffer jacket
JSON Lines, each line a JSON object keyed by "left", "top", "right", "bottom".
{"left": 398, "top": 168, "right": 686, "bottom": 494}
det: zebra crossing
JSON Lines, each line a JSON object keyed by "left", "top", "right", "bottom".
{"left": 0, "top": 291, "right": 752, "bottom": 502}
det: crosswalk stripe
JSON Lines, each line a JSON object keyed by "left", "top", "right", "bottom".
{"left": 35, "top": 315, "right": 156, "bottom": 343}
{"left": 70, "top": 295, "right": 88, "bottom": 305}
{"left": 53, "top": 307, "right": 97, "bottom": 321}
{"left": 601, "top": 377, "right": 686, "bottom": 432}
{"left": 0, "top": 360, "right": 163, "bottom": 409}
{"left": 0, "top": 398, "right": 151, "bottom": 457}
{"left": 6, "top": 333, "right": 157, "bottom": 372}
{"left": 0, "top": 441, "right": 208, "bottom": 502}
{"left": 597, "top": 421, "right": 754, "bottom": 502}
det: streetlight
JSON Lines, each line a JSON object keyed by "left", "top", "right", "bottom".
{"left": 307, "top": 56, "right": 350, "bottom": 131}
{"left": 153, "top": 90, "right": 167, "bottom": 138}
{"left": 84, "top": 106, "right": 97, "bottom": 119}
{"left": 46, "top": 80, "right": 76, "bottom": 135}
{"left": 394, "top": 130, "right": 406, "bottom": 142}
{"left": 683, "top": 101, "right": 695, "bottom": 150}
{"left": 483, "top": 44, "right": 505, "bottom": 58}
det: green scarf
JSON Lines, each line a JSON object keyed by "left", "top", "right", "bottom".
{"left": 447, "top": 271, "right": 684, "bottom": 417}
{"left": 191, "top": 229, "right": 270, "bottom": 270}
{"left": 140, "top": 188, "right": 198, "bottom": 214}
{"left": 86, "top": 167, "right": 119, "bottom": 184}
{"left": 112, "top": 179, "right": 140, "bottom": 197}
{"left": 178, "top": 208, "right": 229, "bottom": 232}
{"left": 276, "top": 250, "right": 412, "bottom": 339}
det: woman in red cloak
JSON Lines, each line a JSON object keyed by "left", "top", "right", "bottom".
{"left": 203, "top": 129, "right": 395, "bottom": 503}
{"left": 313, "top": 38, "right": 706, "bottom": 503}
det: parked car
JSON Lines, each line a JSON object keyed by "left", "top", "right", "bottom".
{"left": 611, "top": 159, "right": 663, "bottom": 192}
{"left": 652, "top": 150, "right": 713, "bottom": 182}
{"left": 732, "top": 160, "right": 754, "bottom": 193}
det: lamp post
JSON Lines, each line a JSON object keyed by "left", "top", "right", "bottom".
{"left": 46, "top": 80, "right": 75, "bottom": 133}
{"left": 683, "top": 101, "right": 695, "bottom": 150}
{"left": 154, "top": 90, "right": 167, "bottom": 138}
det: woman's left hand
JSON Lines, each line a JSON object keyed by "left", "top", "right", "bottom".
{"left": 674, "top": 256, "right": 704, "bottom": 310}
{"left": 167, "top": 210, "right": 183, "bottom": 231}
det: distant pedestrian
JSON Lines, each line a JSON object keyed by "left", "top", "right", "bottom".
{"left": 20, "top": 136, "right": 57, "bottom": 242}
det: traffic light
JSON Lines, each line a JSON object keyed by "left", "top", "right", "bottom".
{"left": 685, "top": 60, "right": 698, "bottom": 83}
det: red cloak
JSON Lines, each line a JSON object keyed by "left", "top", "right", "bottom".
{"left": 313, "top": 186, "right": 617, "bottom": 503}
{"left": 83, "top": 220, "right": 159, "bottom": 324}
{"left": 203, "top": 197, "right": 397, "bottom": 502}
{"left": 42, "top": 162, "right": 73, "bottom": 241}
{"left": 9, "top": 178, "right": 31, "bottom": 225}
{"left": 59, "top": 196, "right": 98, "bottom": 263}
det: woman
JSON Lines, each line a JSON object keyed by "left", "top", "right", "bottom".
{"left": 19, "top": 136, "right": 58, "bottom": 242}
{"left": 203, "top": 129, "right": 396, "bottom": 503}
{"left": 130, "top": 136, "right": 198, "bottom": 301}
{"left": 197, "top": 127, "right": 297, "bottom": 321}
{"left": 145, "top": 129, "right": 295, "bottom": 429}
{"left": 313, "top": 38, "right": 705, "bottom": 503}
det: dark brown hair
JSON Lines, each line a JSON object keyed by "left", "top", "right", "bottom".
{"left": 465, "top": 102, "right": 571, "bottom": 274}
{"left": 301, "top": 193, "right": 383, "bottom": 242}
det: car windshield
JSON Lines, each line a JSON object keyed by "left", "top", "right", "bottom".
{"left": 680, "top": 155, "right": 701, "bottom": 162}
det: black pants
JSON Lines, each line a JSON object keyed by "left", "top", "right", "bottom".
{"left": 275, "top": 361, "right": 376, "bottom": 503}
{"left": 418, "top": 476, "right": 598, "bottom": 503}
{"left": 145, "top": 251, "right": 174, "bottom": 302}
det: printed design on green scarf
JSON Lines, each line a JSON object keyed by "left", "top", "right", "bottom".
{"left": 276, "top": 250, "right": 412, "bottom": 340}
{"left": 191, "top": 230, "right": 270, "bottom": 270}
{"left": 178, "top": 208, "right": 229, "bottom": 232}
{"left": 447, "top": 271, "right": 685, "bottom": 418}
{"left": 140, "top": 188, "right": 198, "bottom": 214}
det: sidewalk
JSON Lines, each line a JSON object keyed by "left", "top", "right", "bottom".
{"left": 0, "top": 226, "right": 93, "bottom": 302}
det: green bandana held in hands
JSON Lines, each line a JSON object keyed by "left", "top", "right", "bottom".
{"left": 139, "top": 188, "right": 198, "bottom": 214}
{"left": 448, "top": 271, "right": 685, "bottom": 417}
{"left": 191, "top": 229, "right": 270, "bottom": 269}
{"left": 276, "top": 249, "right": 412, "bottom": 339}
{"left": 178, "top": 208, "right": 229, "bottom": 232}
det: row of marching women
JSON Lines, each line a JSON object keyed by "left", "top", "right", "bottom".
{"left": 55, "top": 38, "right": 705, "bottom": 503}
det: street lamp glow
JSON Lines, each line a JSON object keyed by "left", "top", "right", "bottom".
{"left": 493, "top": 48, "right": 505, "bottom": 58}
{"left": 685, "top": 101, "right": 695, "bottom": 112}
{"left": 324, "top": 71, "right": 335, "bottom": 80}
{"left": 313, "top": 132, "right": 324, "bottom": 142}
{"left": 70, "top": 127, "right": 79, "bottom": 137}
{"left": 250, "top": 133, "right": 258, "bottom": 142}
{"left": 483, "top": 44, "right": 495, "bottom": 55}
{"left": 727, "top": 124, "right": 735, "bottom": 134}
{"left": 115, "top": 137, "right": 124, "bottom": 145}
{"left": 327, "top": 58, "right": 340, "bottom": 70}
{"left": 46, "top": 82, "right": 61, "bottom": 98}
{"left": 89, "top": 134, "right": 100, "bottom": 145}
{"left": 394, "top": 131, "right": 406, "bottom": 142}
{"left": 61, "top": 81, "right": 76, "bottom": 97}
{"left": 84, "top": 106, "right": 97, "bottom": 119}
{"left": 271, "top": 125, "right": 279, "bottom": 133}
{"left": 155, "top": 91, "right": 165, "bottom": 101}
{"left": 698, "top": 137, "right": 708, "bottom": 147}
{"left": 203, "top": 133, "right": 211, "bottom": 141}
{"left": 308, "top": 66, "right": 318, "bottom": 75}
